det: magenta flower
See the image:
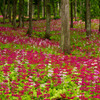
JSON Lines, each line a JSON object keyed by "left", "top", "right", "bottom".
{"left": 60, "top": 93, "right": 66, "bottom": 98}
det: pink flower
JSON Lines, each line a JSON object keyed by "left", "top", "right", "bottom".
{"left": 37, "top": 89, "right": 42, "bottom": 97}
{"left": 60, "top": 93, "right": 66, "bottom": 98}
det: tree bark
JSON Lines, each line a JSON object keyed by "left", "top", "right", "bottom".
{"left": 58, "top": 1, "right": 61, "bottom": 17}
{"left": 60, "top": 0, "right": 70, "bottom": 54}
{"left": 74, "top": 0, "right": 77, "bottom": 21}
{"left": 83, "top": 1, "right": 87, "bottom": 29}
{"left": 37, "top": 0, "right": 40, "bottom": 19}
{"left": 55, "top": 2, "right": 58, "bottom": 17}
{"left": 99, "top": 16, "right": 100, "bottom": 32}
{"left": 8, "top": 0, "right": 11, "bottom": 22}
{"left": 13, "top": 0, "right": 17, "bottom": 29}
{"left": 27, "top": 0, "right": 29, "bottom": 16}
{"left": 70, "top": 0, "right": 73, "bottom": 28}
{"left": 80, "top": 1, "right": 82, "bottom": 16}
{"left": 42, "top": 0, "right": 45, "bottom": 18}
{"left": 32, "top": 4, "right": 35, "bottom": 17}
{"left": 99, "top": 0, "right": 100, "bottom": 32}
{"left": 0, "top": 6, "right": 3, "bottom": 16}
{"left": 86, "top": 0, "right": 91, "bottom": 37}
{"left": 3, "top": 0, "right": 6, "bottom": 23}
{"left": 52, "top": 1, "right": 56, "bottom": 18}
{"left": 19, "top": 0, "right": 23, "bottom": 27}
{"left": 27, "top": 0, "right": 33, "bottom": 37}
{"left": 45, "top": 0, "right": 51, "bottom": 39}
{"left": 22, "top": 0, "right": 24, "bottom": 27}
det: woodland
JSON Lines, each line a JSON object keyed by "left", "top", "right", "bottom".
{"left": 0, "top": 0, "right": 100, "bottom": 100}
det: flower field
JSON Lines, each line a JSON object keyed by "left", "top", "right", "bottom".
{"left": 0, "top": 18, "right": 100, "bottom": 100}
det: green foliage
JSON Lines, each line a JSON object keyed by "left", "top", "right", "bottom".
{"left": 54, "top": 16, "right": 60, "bottom": 20}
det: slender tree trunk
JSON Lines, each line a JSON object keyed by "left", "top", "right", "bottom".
{"left": 55, "top": 2, "right": 58, "bottom": 17}
{"left": 27, "top": 0, "right": 33, "bottom": 37}
{"left": 8, "top": 0, "right": 11, "bottom": 22}
{"left": 99, "top": 0, "right": 100, "bottom": 32}
{"left": 59, "top": 1, "right": 61, "bottom": 17}
{"left": 45, "top": 0, "right": 51, "bottom": 39}
{"left": 32, "top": 4, "right": 35, "bottom": 17}
{"left": 43, "top": 0, "right": 45, "bottom": 18}
{"left": 60, "top": 0, "right": 70, "bottom": 54}
{"left": 99, "top": 16, "right": 100, "bottom": 32}
{"left": 3, "top": 0, "right": 6, "bottom": 23}
{"left": 27, "top": 0, "right": 29, "bottom": 16}
{"left": 22, "top": 0, "right": 24, "bottom": 27}
{"left": 52, "top": 1, "right": 56, "bottom": 18}
{"left": 74, "top": 0, "right": 77, "bottom": 21}
{"left": 13, "top": 0, "right": 17, "bottom": 29}
{"left": 19, "top": 0, "right": 23, "bottom": 27}
{"left": 86, "top": 0, "right": 91, "bottom": 37}
{"left": 80, "top": 1, "right": 82, "bottom": 16}
{"left": 5, "top": 6, "right": 8, "bottom": 18}
{"left": 85, "top": 11, "right": 87, "bottom": 29}
{"left": 70, "top": 0, "right": 73, "bottom": 28}
{"left": 37, "top": 0, "right": 40, "bottom": 19}
{"left": 0, "top": 6, "right": 3, "bottom": 16}
{"left": 42, "top": 0, "right": 45, "bottom": 18}
{"left": 83, "top": 1, "right": 87, "bottom": 29}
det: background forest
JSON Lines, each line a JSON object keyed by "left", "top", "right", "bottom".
{"left": 0, "top": 0, "right": 100, "bottom": 100}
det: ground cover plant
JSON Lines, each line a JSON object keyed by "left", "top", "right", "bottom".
{"left": 0, "top": 17, "right": 100, "bottom": 100}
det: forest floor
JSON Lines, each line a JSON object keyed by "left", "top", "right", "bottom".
{"left": 0, "top": 17, "right": 100, "bottom": 100}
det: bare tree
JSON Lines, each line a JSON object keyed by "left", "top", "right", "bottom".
{"left": 74, "top": 0, "right": 77, "bottom": 21}
{"left": 22, "top": 0, "right": 25, "bottom": 27}
{"left": 80, "top": 1, "right": 82, "bottom": 15}
{"left": 99, "top": 0, "right": 100, "bottom": 32}
{"left": 27, "top": 0, "right": 29, "bottom": 16}
{"left": 8, "top": 0, "right": 11, "bottom": 22}
{"left": 70, "top": 0, "right": 73, "bottom": 28}
{"left": 37, "top": 0, "right": 40, "bottom": 19}
{"left": 42, "top": 0, "right": 45, "bottom": 18}
{"left": 45, "top": 0, "right": 51, "bottom": 39}
{"left": 12, "top": 0, "right": 17, "bottom": 29}
{"left": 19, "top": 0, "right": 23, "bottom": 27}
{"left": 3, "top": 0, "right": 6, "bottom": 23}
{"left": 27, "top": 0, "right": 33, "bottom": 37}
{"left": 86, "top": 0, "right": 91, "bottom": 37}
{"left": 60, "top": 0, "right": 70, "bottom": 54}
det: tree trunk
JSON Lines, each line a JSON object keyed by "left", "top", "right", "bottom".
{"left": 32, "top": 4, "right": 35, "bottom": 17}
{"left": 19, "top": 0, "right": 23, "bottom": 27}
{"left": 22, "top": 0, "right": 24, "bottom": 27}
{"left": 55, "top": 2, "right": 58, "bottom": 17}
{"left": 83, "top": 1, "right": 87, "bottom": 29}
{"left": 0, "top": 6, "right": 3, "bottom": 17}
{"left": 3, "top": 0, "right": 6, "bottom": 23}
{"left": 86, "top": 0, "right": 91, "bottom": 37}
{"left": 8, "top": 0, "right": 11, "bottom": 22}
{"left": 60, "top": 0, "right": 70, "bottom": 54}
{"left": 27, "top": 0, "right": 29, "bottom": 16}
{"left": 58, "top": 1, "right": 61, "bottom": 17}
{"left": 27, "top": 0, "right": 33, "bottom": 37}
{"left": 74, "top": 0, "right": 77, "bottom": 21}
{"left": 99, "top": 1, "right": 100, "bottom": 32}
{"left": 45, "top": 0, "right": 51, "bottom": 39}
{"left": 42, "top": 0, "right": 45, "bottom": 18}
{"left": 52, "top": 1, "right": 56, "bottom": 18}
{"left": 99, "top": 16, "right": 100, "bottom": 32}
{"left": 80, "top": 1, "right": 82, "bottom": 16}
{"left": 70, "top": 0, "right": 73, "bottom": 28}
{"left": 13, "top": 0, "right": 17, "bottom": 29}
{"left": 37, "top": 0, "right": 40, "bottom": 19}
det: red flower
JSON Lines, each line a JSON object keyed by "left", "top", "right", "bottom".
{"left": 60, "top": 93, "right": 66, "bottom": 98}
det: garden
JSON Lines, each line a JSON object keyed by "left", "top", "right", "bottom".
{"left": 0, "top": 13, "right": 100, "bottom": 100}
